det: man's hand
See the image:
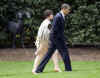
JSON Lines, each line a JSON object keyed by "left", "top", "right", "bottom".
{"left": 48, "top": 24, "right": 52, "bottom": 30}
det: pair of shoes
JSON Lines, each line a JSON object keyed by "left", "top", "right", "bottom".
{"left": 32, "top": 71, "right": 38, "bottom": 75}
{"left": 32, "top": 69, "right": 43, "bottom": 74}
{"left": 54, "top": 69, "right": 62, "bottom": 72}
{"left": 32, "top": 69, "right": 38, "bottom": 75}
{"left": 65, "top": 69, "right": 72, "bottom": 72}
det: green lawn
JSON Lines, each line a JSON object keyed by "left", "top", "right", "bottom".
{"left": 0, "top": 61, "right": 100, "bottom": 78}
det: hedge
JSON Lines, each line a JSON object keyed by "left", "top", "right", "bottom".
{"left": 0, "top": 0, "right": 100, "bottom": 47}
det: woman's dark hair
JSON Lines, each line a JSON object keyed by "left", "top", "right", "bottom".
{"left": 43, "top": 9, "right": 53, "bottom": 18}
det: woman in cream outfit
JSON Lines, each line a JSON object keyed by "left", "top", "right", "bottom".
{"left": 32, "top": 9, "right": 61, "bottom": 74}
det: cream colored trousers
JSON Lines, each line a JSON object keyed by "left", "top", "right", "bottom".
{"left": 32, "top": 41, "right": 61, "bottom": 72}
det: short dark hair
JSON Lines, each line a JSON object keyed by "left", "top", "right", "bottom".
{"left": 43, "top": 9, "right": 53, "bottom": 18}
{"left": 61, "top": 3, "right": 70, "bottom": 10}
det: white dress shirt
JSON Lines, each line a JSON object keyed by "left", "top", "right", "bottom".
{"left": 60, "top": 11, "right": 65, "bottom": 20}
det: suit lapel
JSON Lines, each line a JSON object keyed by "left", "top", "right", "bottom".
{"left": 59, "top": 13, "right": 65, "bottom": 22}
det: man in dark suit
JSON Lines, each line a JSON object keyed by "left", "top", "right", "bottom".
{"left": 34, "top": 3, "right": 72, "bottom": 74}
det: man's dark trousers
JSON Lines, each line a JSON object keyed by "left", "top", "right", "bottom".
{"left": 35, "top": 12, "right": 72, "bottom": 73}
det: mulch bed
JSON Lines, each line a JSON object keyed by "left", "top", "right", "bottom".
{"left": 0, "top": 48, "right": 100, "bottom": 61}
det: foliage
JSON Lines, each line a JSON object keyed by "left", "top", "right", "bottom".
{"left": 0, "top": 0, "right": 100, "bottom": 47}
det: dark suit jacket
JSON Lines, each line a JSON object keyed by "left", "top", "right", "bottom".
{"left": 50, "top": 12, "right": 65, "bottom": 43}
